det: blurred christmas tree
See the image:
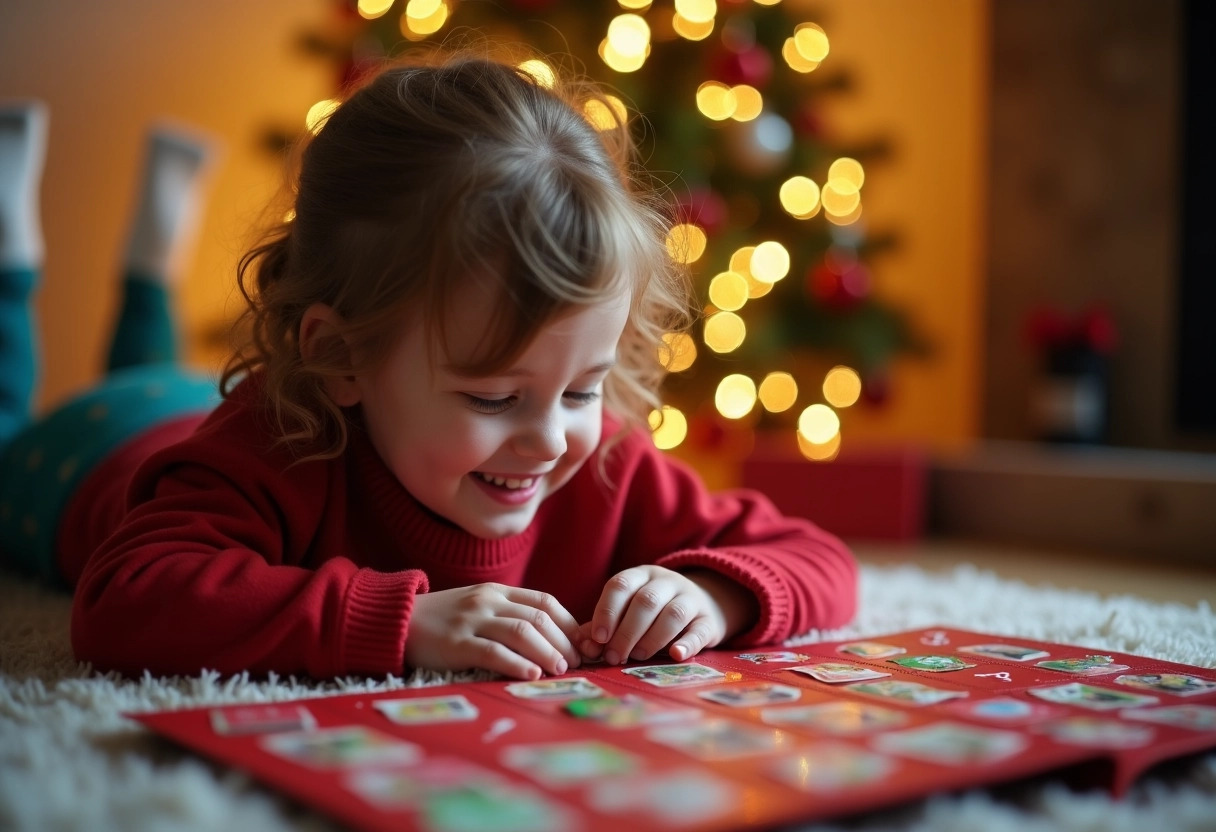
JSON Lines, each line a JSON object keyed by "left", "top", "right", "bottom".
{"left": 286, "top": 0, "right": 927, "bottom": 461}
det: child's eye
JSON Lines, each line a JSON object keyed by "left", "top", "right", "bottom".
{"left": 464, "top": 395, "right": 516, "bottom": 413}
{"left": 563, "top": 390, "right": 601, "bottom": 406}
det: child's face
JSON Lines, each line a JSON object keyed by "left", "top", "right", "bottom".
{"left": 352, "top": 283, "right": 631, "bottom": 539}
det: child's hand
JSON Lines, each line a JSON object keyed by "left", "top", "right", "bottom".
{"left": 579, "top": 566, "right": 757, "bottom": 666}
{"left": 404, "top": 584, "right": 583, "bottom": 680}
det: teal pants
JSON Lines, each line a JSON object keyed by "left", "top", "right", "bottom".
{"left": 0, "top": 268, "right": 218, "bottom": 583}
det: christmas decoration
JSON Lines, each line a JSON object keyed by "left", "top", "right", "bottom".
{"left": 289, "top": 0, "right": 928, "bottom": 459}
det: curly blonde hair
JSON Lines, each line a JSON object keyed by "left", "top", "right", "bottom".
{"left": 223, "top": 49, "right": 692, "bottom": 461}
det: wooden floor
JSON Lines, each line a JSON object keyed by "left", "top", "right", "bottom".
{"left": 850, "top": 537, "right": 1216, "bottom": 607}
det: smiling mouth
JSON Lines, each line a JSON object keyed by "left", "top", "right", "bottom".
{"left": 473, "top": 472, "right": 538, "bottom": 490}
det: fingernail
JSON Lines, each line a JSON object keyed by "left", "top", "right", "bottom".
{"left": 555, "top": 659, "right": 568, "bottom": 675}
{"left": 605, "top": 649, "right": 621, "bottom": 666}
{"left": 595, "top": 627, "right": 609, "bottom": 643}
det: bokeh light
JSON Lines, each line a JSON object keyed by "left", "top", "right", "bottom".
{"left": 797, "top": 403, "right": 840, "bottom": 444}
{"left": 659, "top": 331, "right": 697, "bottom": 372}
{"left": 665, "top": 223, "right": 708, "bottom": 264}
{"left": 758, "top": 372, "right": 799, "bottom": 412}
{"left": 649, "top": 405, "right": 689, "bottom": 449}
{"left": 708, "top": 271, "right": 750, "bottom": 311}
{"left": 823, "top": 365, "right": 862, "bottom": 408}
{"left": 703, "top": 311, "right": 747, "bottom": 353}
{"left": 715, "top": 374, "right": 758, "bottom": 419}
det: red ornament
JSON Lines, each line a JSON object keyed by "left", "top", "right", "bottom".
{"left": 674, "top": 187, "right": 728, "bottom": 236}
{"left": 807, "top": 262, "right": 870, "bottom": 310}
{"left": 709, "top": 44, "right": 774, "bottom": 89}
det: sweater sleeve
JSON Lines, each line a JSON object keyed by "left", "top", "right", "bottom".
{"left": 70, "top": 399, "right": 428, "bottom": 680}
{"left": 608, "top": 430, "right": 858, "bottom": 646}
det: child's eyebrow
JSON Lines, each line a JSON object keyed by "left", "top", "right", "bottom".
{"left": 442, "top": 360, "right": 617, "bottom": 379}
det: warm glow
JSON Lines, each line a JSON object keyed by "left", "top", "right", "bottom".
{"left": 797, "top": 429, "right": 841, "bottom": 462}
{"left": 607, "top": 13, "right": 651, "bottom": 58}
{"left": 599, "top": 39, "right": 649, "bottom": 73}
{"left": 649, "top": 406, "right": 689, "bottom": 449}
{"left": 358, "top": 0, "right": 394, "bottom": 19}
{"left": 782, "top": 38, "right": 820, "bottom": 73}
{"left": 758, "top": 372, "right": 799, "bottom": 413}
{"left": 675, "top": 0, "right": 717, "bottom": 23}
{"left": 798, "top": 403, "right": 840, "bottom": 444}
{"left": 402, "top": 0, "right": 448, "bottom": 37}
{"left": 825, "top": 201, "right": 863, "bottom": 225}
{"left": 821, "top": 180, "right": 861, "bottom": 216}
{"left": 779, "top": 176, "right": 821, "bottom": 218}
{"left": 730, "top": 85, "right": 763, "bottom": 121}
{"left": 704, "top": 311, "right": 746, "bottom": 353}
{"left": 518, "top": 59, "right": 556, "bottom": 88}
{"left": 823, "top": 365, "right": 862, "bottom": 408}
{"left": 696, "top": 81, "right": 737, "bottom": 121}
{"left": 731, "top": 246, "right": 772, "bottom": 298}
{"left": 754, "top": 0, "right": 782, "bottom": 5}
{"left": 665, "top": 223, "right": 708, "bottom": 264}
{"left": 659, "top": 331, "right": 697, "bottom": 372}
{"left": 708, "top": 271, "right": 750, "bottom": 311}
{"left": 673, "top": 13, "right": 715, "bottom": 41}
{"left": 715, "top": 374, "right": 757, "bottom": 419}
{"left": 618, "top": 0, "right": 651, "bottom": 8}
{"left": 404, "top": 0, "right": 441, "bottom": 18}
{"left": 793, "top": 22, "right": 830, "bottom": 62}
{"left": 750, "top": 241, "right": 791, "bottom": 283}
{"left": 584, "top": 95, "right": 628, "bottom": 130}
{"left": 828, "top": 157, "right": 865, "bottom": 190}
{"left": 305, "top": 98, "right": 340, "bottom": 133}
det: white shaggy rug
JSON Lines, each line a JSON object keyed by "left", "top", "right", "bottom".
{"left": 2, "top": 563, "right": 1215, "bottom": 832}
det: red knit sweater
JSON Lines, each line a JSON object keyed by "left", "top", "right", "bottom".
{"left": 68, "top": 378, "right": 857, "bottom": 679}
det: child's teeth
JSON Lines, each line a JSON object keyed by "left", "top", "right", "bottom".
{"left": 478, "top": 473, "right": 536, "bottom": 489}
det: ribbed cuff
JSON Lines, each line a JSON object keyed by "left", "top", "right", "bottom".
{"left": 340, "top": 568, "right": 429, "bottom": 675}
{"left": 657, "top": 549, "right": 789, "bottom": 647}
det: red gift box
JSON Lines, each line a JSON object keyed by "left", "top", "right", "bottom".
{"left": 741, "top": 438, "right": 928, "bottom": 541}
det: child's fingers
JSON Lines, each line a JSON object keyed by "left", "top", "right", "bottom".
{"left": 590, "top": 568, "right": 648, "bottom": 646}
{"left": 462, "top": 637, "right": 544, "bottom": 681}
{"left": 480, "top": 613, "right": 573, "bottom": 677}
{"left": 669, "top": 619, "right": 715, "bottom": 661}
{"left": 603, "top": 584, "right": 681, "bottom": 665}
{"left": 502, "top": 588, "right": 583, "bottom": 670}
{"left": 623, "top": 595, "right": 697, "bottom": 662}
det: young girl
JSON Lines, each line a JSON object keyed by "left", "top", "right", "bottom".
{"left": 0, "top": 53, "right": 857, "bottom": 682}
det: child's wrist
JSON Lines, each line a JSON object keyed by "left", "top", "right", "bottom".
{"left": 682, "top": 568, "right": 759, "bottom": 641}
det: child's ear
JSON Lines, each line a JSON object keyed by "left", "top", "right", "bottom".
{"left": 299, "top": 303, "right": 361, "bottom": 407}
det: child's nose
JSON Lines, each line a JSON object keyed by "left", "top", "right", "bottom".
{"left": 514, "top": 414, "right": 567, "bottom": 461}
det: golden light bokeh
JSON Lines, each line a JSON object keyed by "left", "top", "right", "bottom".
{"left": 305, "top": 98, "right": 340, "bottom": 133}
{"left": 584, "top": 95, "right": 629, "bottom": 131}
{"left": 750, "top": 241, "right": 791, "bottom": 283}
{"left": 517, "top": 59, "right": 556, "bottom": 88}
{"left": 793, "top": 22, "right": 830, "bottom": 62}
{"left": 781, "top": 38, "right": 820, "bottom": 73}
{"left": 401, "top": 0, "right": 448, "bottom": 37}
{"left": 658, "top": 331, "right": 698, "bottom": 372}
{"left": 825, "top": 201, "right": 863, "bottom": 225}
{"left": 823, "top": 365, "right": 862, "bottom": 408}
{"left": 828, "top": 157, "right": 865, "bottom": 189}
{"left": 797, "top": 429, "right": 841, "bottom": 462}
{"left": 599, "top": 39, "right": 649, "bottom": 73}
{"left": 703, "top": 311, "right": 747, "bottom": 353}
{"left": 715, "top": 374, "right": 758, "bottom": 419}
{"left": 673, "top": 13, "right": 715, "bottom": 41}
{"left": 696, "top": 81, "right": 737, "bottom": 120}
{"left": 797, "top": 403, "right": 840, "bottom": 444}
{"left": 618, "top": 0, "right": 652, "bottom": 9}
{"left": 665, "top": 223, "right": 708, "bottom": 264}
{"left": 758, "top": 372, "right": 799, "bottom": 412}
{"left": 730, "top": 85, "right": 763, "bottom": 121}
{"left": 358, "top": 0, "right": 394, "bottom": 19}
{"left": 708, "top": 271, "right": 750, "bottom": 311}
{"left": 675, "top": 0, "right": 717, "bottom": 23}
{"left": 649, "top": 405, "right": 689, "bottom": 449}
{"left": 820, "top": 180, "right": 861, "bottom": 216}
{"left": 404, "top": 0, "right": 442, "bottom": 18}
{"left": 779, "top": 176, "right": 821, "bottom": 218}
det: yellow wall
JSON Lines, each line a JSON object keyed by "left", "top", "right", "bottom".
{"left": 2, "top": 0, "right": 989, "bottom": 452}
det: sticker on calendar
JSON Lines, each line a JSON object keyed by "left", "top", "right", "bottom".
{"left": 1028, "top": 682, "right": 1158, "bottom": 710}
{"left": 871, "top": 721, "right": 1028, "bottom": 765}
{"left": 735, "top": 650, "right": 816, "bottom": 664}
{"left": 698, "top": 682, "right": 802, "bottom": 707}
{"left": 421, "top": 782, "right": 573, "bottom": 832}
{"left": 587, "top": 768, "right": 740, "bottom": 825}
{"left": 791, "top": 662, "right": 891, "bottom": 684}
{"left": 941, "top": 696, "right": 1062, "bottom": 724}
{"left": 209, "top": 703, "right": 316, "bottom": 735}
{"left": 261, "top": 725, "right": 423, "bottom": 769}
{"left": 564, "top": 694, "right": 700, "bottom": 729}
{"left": 1121, "top": 705, "right": 1216, "bottom": 731}
{"left": 1113, "top": 673, "right": 1216, "bottom": 697}
{"left": 647, "top": 718, "right": 787, "bottom": 760}
{"left": 957, "top": 643, "right": 1051, "bottom": 662}
{"left": 846, "top": 679, "right": 969, "bottom": 706}
{"left": 501, "top": 740, "right": 641, "bottom": 788}
{"left": 622, "top": 662, "right": 727, "bottom": 688}
{"left": 1033, "top": 717, "right": 1155, "bottom": 749}
{"left": 890, "top": 655, "right": 976, "bottom": 673}
{"left": 373, "top": 694, "right": 479, "bottom": 725}
{"left": 836, "top": 641, "right": 906, "bottom": 659}
{"left": 761, "top": 700, "right": 908, "bottom": 735}
{"left": 769, "top": 743, "right": 896, "bottom": 792}
{"left": 1035, "top": 655, "right": 1130, "bottom": 676}
{"left": 504, "top": 677, "right": 605, "bottom": 701}
{"left": 346, "top": 757, "right": 504, "bottom": 807}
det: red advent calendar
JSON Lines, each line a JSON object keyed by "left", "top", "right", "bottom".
{"left": 130, "top": 627, "right": 1216, "bottom": 832}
